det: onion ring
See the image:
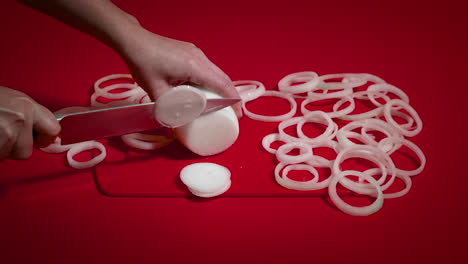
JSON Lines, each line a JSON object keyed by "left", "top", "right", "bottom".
{"left": 262, "top": 133, "right": 289, "bottom": 154}
{"left": 318, "top": 73, "right": 367, "bottom": 90}
{"left": 233, "top": 80, "right": 266, "bottom": 102}
{"left": 277, "top": 116, "right": 304, "bottom": 142}
{"left": 94, "top": 73, "right": 134, "bottom": 93}
{"left": 328, "top": 170, "right": 384, "bottom": 216}
{"left": 242, "top": 90, "right": 297, "bottom": 122}
{"left": 296, "top": 111, "right": 338, "bottom": 143}
{"left": 67, "top": 141, "right": 106, "bottom": 169}
{"left": 307, "top": 140, "right": 339, "bottom": 168}
{"left": 275, "top": 142, "right": 313, "bottom": 164}
{"left": 378, "top": 137, "right": 426, "bottom": 177}
{"left": 275, "top": 162, "right": 325, "bottom": 191}
{"left": 384, "top": 99, "right": 422, "bottom": 137}
{"left": 333, "top": 144, "right": 396, "bottom": 192}
{"left": 278, "top": 71, "right": 319, "bottom": 94}
{"left": 368, "top": 83, "right": 409, "bottom": 107}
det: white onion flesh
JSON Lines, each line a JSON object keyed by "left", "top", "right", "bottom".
{"left": 235, "top": 72, "right": 425, "bottom": 216}
{"left": 180, "top": 162, "right": 231, "bottom": 198}
{"left": 278, "top": 71, "right": 320, "bottom": 94}
{"left": 328, "top": 170, "right": 384, "bottom": 216}
{"left": 66, "top": 141, "right": 106, "bottom": 169}
{"left": 242, "top": 90, "right": 297, "bottom": 122}
{"left": 174, "top": 88, "right": 239, "bottom": 156}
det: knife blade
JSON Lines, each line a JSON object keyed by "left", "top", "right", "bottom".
{"left": 57, "top": 98, "right": 240, "bottom": 144}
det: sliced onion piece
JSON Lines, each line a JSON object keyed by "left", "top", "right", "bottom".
{"left": 356, "top": 119, "right": 401, "bottom": 148}
{"left": 233, "top": 80, "right": 266, "bottom": 102}
{"left": 355, "top": 168, "right": 413, "bottom": 199}
{"left": 339, "top": 106, "right": 383, "bottom": 121}
{"left": 39, "top": 137, "right": 76, "bottom": 154}
{"left": 180, "top": 162, "right": 231, "bottom": 198}
{"left": 94, "top": 83, "right": 143, "bottom": 100}
{"left": 328, "top": 170, "right": 384, "bottom": 216}
{"left": 318, "top": 73, "right": 367, "bottom": 90}
{"left": 307, "top": 140, "right": 339, "bottom": 168}
{"left": 155, "top": 85, "right": 207, "bottom": 128}
{"left": 67, "top": 141, "right": 106, "bottom": 169}
{"left": 383, "top": 99, "right": 422, "bottom": 137}
{"left": 378, "top": 137, "right": 426, "bottom": 177}
{"left": 333, "top": 144, "right": 396, "bottom": 193}
{"left": 261, "top": 133, "right": 294, "bottom": 154}
{"left": 368, "top": 83, "right": 409, "bottom": 107}
{"left": 275, "top": 162, "right": 325, "bottom": 191}
{"left": 301, "top": 94, "right": 355, "bottom": 118}
{"left": 121, "top": 133, "right": 174, "bottom": 150}
{"left": 277, "top": 116, "right": 304, "bottom": 142}
{"left": 275, "top": 142, "right": 313, "bottom": 164}
{"left": 278, "top": 71, "right": 319, "bottom": 94}
{"left": 356, "top": 73, "right": 387, "bottom": 84}
{"left": 330, "top": 96, "right": 356, "bottom": 118}
{"left": 296, "top": 111, "right": 338, "bottom": 143}
{"left": 243, "top": 90, "right": 297, "bottom": 122}
{"left": 94, "top": 74, "right": 134, "bottom": 93}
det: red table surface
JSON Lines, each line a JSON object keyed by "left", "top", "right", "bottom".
{"left": 1, "top": 0, "right": 467, "bottom": 263}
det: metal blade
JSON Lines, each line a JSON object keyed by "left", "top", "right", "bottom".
{"left": 203, "top": 98, "right": 241, "bottom": 114}
{"left": 58, "top": 103, "right": 159, "bottom": 144}
{"left": 57, "top": 98, "right": 241, "bottom": 144}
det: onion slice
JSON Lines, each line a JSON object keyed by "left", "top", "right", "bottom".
{"left": 180, "top": 162, "right": 231, "bottom": 198}
{"left": 66, "top": 141, "right": 106, "bottom": 169}
{"left": 278, "top": 71, "right": 319, "bottom": 94}
{"left": 242, "top": 90, "right": 297, "bottom": 122}
{"left": 328, "top": 170, "right": 384, "bottom": 216}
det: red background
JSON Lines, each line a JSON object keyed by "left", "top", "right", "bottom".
{"left": 1, "top": 0, "right": 468, "bottom": 263}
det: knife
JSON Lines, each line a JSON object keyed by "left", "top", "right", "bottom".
{"left": 56, "top": 98, "right": 240, "bottom": 144}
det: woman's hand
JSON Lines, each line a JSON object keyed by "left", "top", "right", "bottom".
{"left": 0, "top": 86, "right": 60, "bottom": 160}
{"left": 118, "top": 29, "right": 242, "bottom": 117}
{"left": 19, "top": 0, "right": 242, "bottom": 117}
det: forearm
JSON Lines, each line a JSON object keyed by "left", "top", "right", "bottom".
{"left": 18, "top": 0, "right": 140, "bottom": 53}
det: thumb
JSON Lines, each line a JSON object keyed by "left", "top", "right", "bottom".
{"left": 33, "top": 104, "right": 61, "bottom": 137}
{"left": 188, "top": 65, "right": 242, "bottom": 118}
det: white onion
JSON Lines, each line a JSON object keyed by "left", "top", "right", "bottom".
{"left": 174, "top": 88, "right": 239, "bottom": 156}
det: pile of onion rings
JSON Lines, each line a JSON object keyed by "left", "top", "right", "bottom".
{"left": 235, "top": 72, "right": 425, "bottom": 216}
{"left": 40, "top": 74, "right": 174, "bottom": 169}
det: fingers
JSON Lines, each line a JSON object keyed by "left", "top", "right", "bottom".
{"left": 9, "top": 100, "right": 34, "bottom": 159}
{"left": 0, "top": 119, "right": 18, "bottom": 160}
{"left": 149, "top": 79, "right": 172, "bottom": 101}
{"left": 33, "top": 104, "right": 61, "bottom": 137}
{"left": 188, "top": 56, "right": 243, "bottom": 118}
